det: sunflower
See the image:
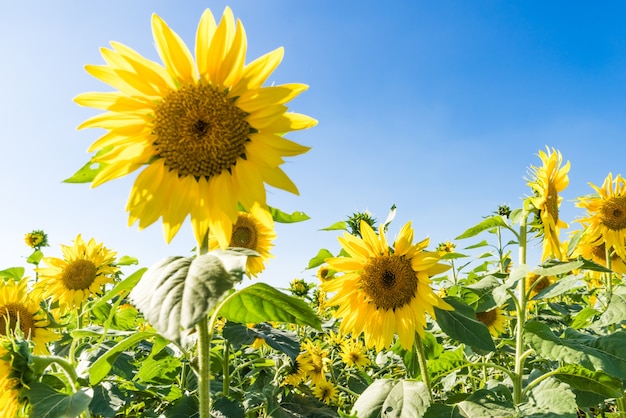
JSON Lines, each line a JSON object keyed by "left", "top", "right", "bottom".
{"left": 322, "top": 220, "right": 452, "bottom": 351}
{"left": 209, "top": 203, "right": 275, "bottom": 277}
{"left": 340, "top": 339, "right": 370, "bottom": 369}
{"left": 24, "top": 230, "right": 48, "bottom": 250}
{"left": 74, "top": 7, "right": 316, "bottom": 247}
{"left": 527, "top": 147, "right": 570, "bottom": 261}
{"left": 576, "top": 173, "right": 626, "bottom": 261}
{"left": 0, "top": 279, "right": 59, "bottom": 355}
{"left": 571, "top": 233, "right": 626, "bottom": 276}
{"left": 312, "top": 380, "right": 339, "bottom": 406}
{"left": 0, "top": 344, "right": 21, "bottom": 417}
{"left": 525, "top": 272, "right": 553, "bottom": 300}
{"left": 475, "top": 307, "right": 508, "bottom": 338}
{"left": 301, "top": 339, "right": 329, "bottom": 384}
{"left": 36, "top": 235, "right": 118, "bottom": 310}
{"left": 282, "top": 353, "right": 312, "bottom": 386}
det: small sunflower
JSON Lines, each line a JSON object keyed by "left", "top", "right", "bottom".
{"left": 282, "top": 353, "right": 311, "bottom": 386}
{"left": 436, "top": 241, "right": 456, "bottom": 253}
{"left": 0, "top": 279, "right": 59, "bottom": 355}
{"left": 36, "top": 234, "right": 118, "bottom": 310}
{"left": 302, "top": 339, "right": 329, "bottom": 384}
{"left": 74, "top": 7, "right": 316, "bottom": 247}
{"left": 322, "top": 220, "right": 452, "bottom": 351}
{"left": 312, "top": 380, "right": 339, "bottom": 406}
{"left": 289, "top": 278, "right": 309, "bottom": 297}
{"left": 209, "top": 203, "right": 276, "bottom": 277}
{"left": 476, "top": 307, "right": 508, "bottom": 338}
{"left": 340, "top": 339, "right": 370, "bottom": 369}
{"left": 527, "top": 147, "right": 570, "bottom": 261}
{"left": 24, "top": 230, "right": 48, "bottom": 250}
{"left": 576, "top": 173, "right": 626, "bottom": 261}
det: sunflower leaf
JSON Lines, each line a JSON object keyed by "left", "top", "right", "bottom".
{"left": 455, "top": 216, "right": 508, "bottom": 240}
{"left": 592, "top": 289, "right": 626, "bottom": 329}
{"left": 63, "top": 146, "right": 112, "bottom": 184}
{"left": 424, "top": 386, "right": 516, "bottom": 418}
{"left": 534, "top": 259, "right": 584, "bottom": 276}
{"left": 0, "top": 267, "right": 25, "bottom": 281}
{"left": 129, "top": 249, "right": 253, "bottom": 345}
{"left": 320, "top": 221, "right": 347, "bottom": 231}
{"left": 219, "top": 282, "right": 321, "bottom": 330}
{"left": 518, "top": 377, "right": 577, "bottom": 417}
{"left": 434, "top": 297, "right": 496, "bottom": 352}
{"left": 531, "top": 274, "right": 582, "bottom": 300}
{"left": 268, "top": 206, "right": 310, "bottom": 223}
{"left": 222, "top": 321, "right": 300, "bottom": 360}
{"left": 551, "top": 364, "right": 623, "bottom": 399}
{"left": 307, "top": 248, "right": 334, "bottom": 269}
{"left": 26, "top": 382, "right": 93, "bottom": 418}
{"left": 352, "top": 379, "right": 431, "bottom": 418}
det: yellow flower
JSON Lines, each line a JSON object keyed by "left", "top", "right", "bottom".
{"left": 571, "top": 234, "right": 626, "bottom": 275}
{"left": 475, "top": 307, "right": 508, "bottom": 338}
{"left": 527, "top": 147, "right": 570, "bottom": 261}
{"left": 0, "top": 344, "right": 22, "bottom": 417}
{"left": 525, "top": 272, "right": 553, "bottom": 300}
{"left": 322, "top": 220, "right": 452, "bottom": 351}
{"left": 24, "top": 230, "right": 48, "bottom": 249}
{"left": 282, "top": 353, "right": 311, "bottom": 386}
{"left": 209, "top": 203, "right": 276, "bottom": 277}
{"left": 340, "top": 339, "right": 370, "bottom": 369}
{"left": 312, "top": 380, "right": 339, "bottom": 406}
{"left": 36, "top": 234, "right": 118, "bottom": 310}
{"left": 74, "top": 7, "right": 317, "bottom": 247}
{"left": 436, "top": 241, "right": 456, "bottom": 253}
{"left": 0, "top": 279, "right": 59, "bottom": 355}
{"left": 576, "top": 173, "right": 626, "bottom": 261}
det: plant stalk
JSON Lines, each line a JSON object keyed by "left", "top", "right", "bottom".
{"left": 513, "top": 210, "right": 529, "bottom": 405}
{"left": 414, "top": 332, "right": 433, "bottom": 402}
{"left": 197, "top": 230, "right": 211, "bottom": 418}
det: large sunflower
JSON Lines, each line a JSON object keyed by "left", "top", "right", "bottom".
{"left": 322, "top": 220, "right": 452, "bottom": 351}
{"left": 527, "top": 147, "right": 570, "bottom": 261}
{"left": 74, "top": 7, "right": 316, "bottom": 247}
{"left": 576, "top": 173, "right": 626, "bottom": 261}
{"left": 571, "top": 232, "right": 626, "bottom": 276}
{"left": 36, "top": 235, "right": 118, "bottom": 310}
{"left": 0, "top": 279, "right": 59, "bottom": 355}
{"left": 208, "top": 203, "right": 275, "bottom": 277}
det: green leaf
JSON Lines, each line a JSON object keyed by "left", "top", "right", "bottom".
{"left": 531, "top": 274, "right": 582, "bottom": 300}
{"left": 307, "top": 248, "right": 334, "bottom": 269}
{"left": 352, "top": 379, "right": 431, "bottom": 418}
{"left": 534, "top": 259, "right": 584, "bottom": 277}
{"left": 27, "top": 382, "right": 93, "bottom": 418}
{"left": 455, "top": 216, "right": 508, "bottom": 240}
{"left": 434, "top": 297, "right": 495, "bottom": 352}
{"left": 222, "top": 321, "right": 300, "bottom": 360}
{"left": 320, "top": 221, "right": 347, "bottom": 231}
{"left": 552, "top": 364, "right": 623, "bottom": 399}
{"left": 570, "top": 307, "right": 599, "bottom": 330}
{"left": 220, "top": 283, "right": 321, "bottom": 330}
{"left": 89, "top": 382, "right": 127, "bottom": 418}
{"left": 519, "top": 377, "right": 577, "bottom": 417}
{"left": 27, "top": 249, "right": 44, "bottom": 264}
{"left": 493, "top": 264, "right": 530, "bottom": 306}
{"left": 63, "top": 146, "right": 112, "bottom": 183}
{"left": 525, "top": 322, "right": 626, "bottom": 380}
{"left": 464, "top": 275, "right": 501, "bottom": 311}
{"left": 464, "top": 240, "right": 489, "bottom": 249}
{"left": 441, "top": 252, "right": 469, "bottom": 260}
{"left": 163, "top": 395, "right": 199, "bottom": 418}
{"left": 425, "top": 386, "right": 516, "bottom": 418}
{"left": 0, "top": 267, "right": 25, "bottom": 281}
{"left": 136, "top": 347, "right": 182, "bottom": 385}
{"left": 88, "top": 331, "right": 157, "bottom": 385}
{"left": 129, "top": 249, "right": 252, "bottom": 344}
{"left": 88, "top": 267, "right": 146, "bottom": 313}
{"left": 116, "top": 255, "right": 139, "bottom": 266}
{"left": 593, "top": 289, "right": 626, "bottom": 329}
{"left": 268, "top": 206, "right": 310, "bottom": 223}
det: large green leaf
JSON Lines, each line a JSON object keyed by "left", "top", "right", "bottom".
{"left": 455, "top": 216, "right": 508, "bottom": 240}
{"left": 531, "top": 274, "right": 581, "bottom": 300}
{"left": 89, "top": 382, "right": 127, "bottom": 418}
{"left": 222, "top": 321, "right": 300, "bottom": 360}
{"left": 534, "top": 259, "right": 584, "bottom": 276}
{"left": 552, "top": 364, "right": 623, "bottom": 399}
{"left": 220, "top": 283, "right": 321, "bottom": 330}
{"left": 525, "top": 321, "right": 626, "bottom": 380}
{"left": 424, "top": 386, "right": 516, "bottom": 418}
{"left": 593, "top": 289, "right": 626, "bottom": 329}
{"left": 27, "top": 382, "right": 93, "bottom": 418}
{"left": 87, "top": 267, "right": 146, "bottom": 313}
{"left": 129, "top": 249, "right": 252, "bottom": 344}
{"left": 518, "top": 377, "right": 577, "bottom": 417}
{"left": 492, "top": 264, "right": 530, "bottom": 306}
{"left": 434, "top": 297, "right": 495, "bottom": 352}
{"left": 0, "top": 267, "right": 25, "bottom": 281}
{"left": 307, "top": 248, "right": 334, "bottom": 269}
{"left": 352, "top": 379, "right": 431, "bottom": 418}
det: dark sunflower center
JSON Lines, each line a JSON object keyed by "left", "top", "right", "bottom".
{"left": 601, "top": 196, "right": 626, "bottom": 231}
{"left": 476, "top": 310, "right": 496, "bottom": 327}
{"left": 62, "top": 259, "right": 97, "bottom": 290}
{"left": 153, "top": 83, "right": 251, "bottom": 179}
{"left": 591, "top": 242, "right": 607, "bottom": 261}
{"left": 0, "top": 303, "right": 36, "bottom": 338}
{"left": 361, "top": 255, "right": 417, "bottom": 311}
{"left": 229, "top": 216, "right": 257, "bottom": 249}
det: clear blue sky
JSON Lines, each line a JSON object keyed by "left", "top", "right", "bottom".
{"left": 2, "top": 1, "right": 626, "bottom": 288}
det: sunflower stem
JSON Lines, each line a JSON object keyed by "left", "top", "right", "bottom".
{"left": 414, "top": 332, "right": 433, "bottom": 402}
{"left": 197, "top": 230, "right": 212, "bottom": 418}
{"left": 223, "top": 340, "right": 230, "bottom": 397}
{"left": 513, "top": 209, "right": 529, "bottom": 405}
{"left": 605, "top": 245, "right": 616, "bottom": 333}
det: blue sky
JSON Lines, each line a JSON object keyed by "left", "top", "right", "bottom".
{"left": 2, "top": 1, "right": 626, "bottom": 288}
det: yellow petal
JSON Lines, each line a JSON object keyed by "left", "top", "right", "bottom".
{"left": 230, "top": 47, "right": 283, "bottom": 96}
{"left": 152, "top": 13, "right": 198, "bottom": 84}
{"left": 195, "top": 8, "right": 217, "bottom": 76}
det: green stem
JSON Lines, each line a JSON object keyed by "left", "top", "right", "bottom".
{"left": 513, "top": 210, "right": 529, "bottom": 405}
{"left": 197, "top": 231, "right": 211, "bottom": 418}
{"left": 223, "top": 340, "right": 230, "bottom": 397}
{"left": 414, "top": 332, "right": 433, "bottom": 402}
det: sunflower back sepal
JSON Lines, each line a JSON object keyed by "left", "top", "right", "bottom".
{"left": 129, "top": 250, "right": 254, "bottom": 346}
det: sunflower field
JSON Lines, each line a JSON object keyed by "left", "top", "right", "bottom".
{"left": 3, "top": 6, "right": 626, "bottom": 418}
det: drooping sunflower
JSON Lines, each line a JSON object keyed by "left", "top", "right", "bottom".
{"left": 527, "top": 147, "right": 570, "bottom": 261}
{"left": 475, "top": 307, "right": 508, "bottom": 338}
{"left": 576, "top": 173, "right": 626, "bottom": 261}
{"left": 0, "top": 279, "right": 59, "bottom": 355}
{"left": 36, "top": 235, "right": 119, "bottom": 310}
{"left": 322, "top": 220, "right": 452, "bottom": 351}
{"left": 74, "top": 7, "right": 316, "bottom": 247}
{"left": 209, "top": 203, "right": 276, "bottom": 277}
